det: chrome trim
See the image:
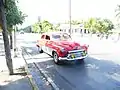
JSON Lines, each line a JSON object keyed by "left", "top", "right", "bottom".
{"left": 68, "top": 49, "right": 85, "bottom": 53}
{"left": 59, "top": 55, "right": 88, "bottom": 61}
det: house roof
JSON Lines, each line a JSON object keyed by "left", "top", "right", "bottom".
{"left": 59, "top": 24, "right": 83, "bottom": 29}
{"left": 109, "top": 29, "right": 120, "bottom": 33}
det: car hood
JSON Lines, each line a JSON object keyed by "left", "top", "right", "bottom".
{"left": 55, "top": 40, "right": 80, "bottom": 50}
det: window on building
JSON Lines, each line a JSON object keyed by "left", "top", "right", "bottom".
{"left": 75, "top": 29, "right": 77, "bottom": 32}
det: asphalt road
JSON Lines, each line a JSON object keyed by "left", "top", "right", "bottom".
{"left": 18, "top": 33, "right": 120, "bottom": 90}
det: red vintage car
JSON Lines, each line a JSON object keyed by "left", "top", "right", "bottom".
{"left": 36, "top": 32, "right": 88, "bottom": 64}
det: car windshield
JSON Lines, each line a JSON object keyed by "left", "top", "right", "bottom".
{"left": 52, "top": 34, "right": 61, "bottom": 39}
{"left": 52, "top": 33, "right": 71, "bottom": 41}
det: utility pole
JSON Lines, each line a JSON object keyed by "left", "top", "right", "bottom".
{"left": 69, "top": 0, "right": 72, "bottom": 35}
{"left": 13, "top": 26, "right": 17, "bottom": 57}
{"left": 38, "top": 16, "right": 41, "bottom": 22}
{"left": 38, "top": 16, "right": 42, "bottom": 34}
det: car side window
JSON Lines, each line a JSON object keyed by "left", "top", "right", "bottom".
{"left": 45, "top": 35, "right": 50, "bottom": 40}
{"left": 41, "top": 35, "right": 45, "bottom": 39}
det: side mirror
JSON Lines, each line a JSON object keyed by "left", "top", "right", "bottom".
{"left": 83, "top": 44, "right": 89, "bottom": 48}
{"left": 87, "top": 45, "right": 89, "bottom": 48}
{"left": 69, "top": 34, "right": 71, "bottom": 37}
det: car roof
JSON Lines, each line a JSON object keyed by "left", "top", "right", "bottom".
{"left": 42, "top": 31, "right": 68, "bottom": 36}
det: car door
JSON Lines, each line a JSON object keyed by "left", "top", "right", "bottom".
{"left": 38, "top": 34, "right": 46, "bottom": 46}
{"left": 44, "top": 35, "right": 53, "bottom": 55}
{"left": 39, "top": 34, "right": 47, "bottom": 52}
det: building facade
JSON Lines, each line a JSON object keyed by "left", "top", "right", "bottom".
{"left": 59, "top": 24, "right": 89, "bottom": 34}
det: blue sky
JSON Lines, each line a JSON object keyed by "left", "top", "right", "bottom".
{"left": 18, "top": 0, "right": 120, "bottom": 28}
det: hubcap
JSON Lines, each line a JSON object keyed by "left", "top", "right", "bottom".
{"left": 38, "top": 47, "right": 41, "bottom": 51}
{"left": 54, "top": 53, "right": 58, "bottom": 63}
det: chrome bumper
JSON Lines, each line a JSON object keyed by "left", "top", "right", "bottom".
{"left": 59, "top": 55, "right": 88, "bottom": 61}
{"left": 59, "top": 49, "right": 88, "bottom": 61}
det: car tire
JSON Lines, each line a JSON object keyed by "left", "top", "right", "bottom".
{"left": 80, "top": 58, "right": 84, "bottom": 60}
{"left": 53, "top": 52, "right": 60, "bottom": 64}
{"left": 77, "top": 58, "right": 84, "bottom": 62}
{"left": 38, "top": 46, "right": 43, "bottom": 53}
{"left": 78, "top": 58, "right": 84, "bottom": 61}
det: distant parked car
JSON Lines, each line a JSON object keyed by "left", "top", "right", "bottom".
{"left": 36, "top": 32, "right": 89, "bottom": 64}
{"left": 19, "top": 31, "right": 24, "bottom": 34}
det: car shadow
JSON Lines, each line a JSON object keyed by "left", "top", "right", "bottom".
{"left": 22, "top": 46, "right": 39, "bottom": 56}
{"left": 27, "top": 56, "right": 120, "bottom": 90}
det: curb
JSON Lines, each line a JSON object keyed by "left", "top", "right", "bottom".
{"left": 25, "top": 64, "right": 39, "bottom": 90}
{"left": 20, "top": 47, "right": 39, "bottom": 90}
{"left": 34, "top": 63, "right": 59, "bottom": 90}
{"left": 21, "top": 47, "right": 60, "bottom": 90}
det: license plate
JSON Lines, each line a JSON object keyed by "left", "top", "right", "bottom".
{"left": 70, "top": 51, "right": 86, "bottom": 59}
{"left": 71, "top": 53, "right": 81, "bottom": 58}
{"left": 71, "top": 54, "right": 75, "bottom": 59}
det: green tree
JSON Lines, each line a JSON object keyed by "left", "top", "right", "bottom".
{"left": 41, "top": 20, "right": 53, "bottom": 32}
{"left": 0, "top": 0, "right": 26, "bottom": 75}
{"left": 84, "top": 18, "right": 114, "bottom": 34}
{"left": 5, "top": 0, "right": 25, "bottom": 49}
{"left": 71, "top": 20, "right": 81, "bottom": 25}
{"left": 0, "top": 0, "right": 13, "bottom": 74}
{"left": 32, "top": 20, "right": 54, "bottom": 33}
{"left": 103, "top": 19, "right": 114, "bottom": 33}
{"left": 53, "top": 23, "right": 60, "bottom": 31}
{"left": 84, "top": 18, "right": 97, "bottom": 34}
{"left": 32, "top": 23, "right": 40, "bottom": 33}
{"left": 94, "top": 19, "right": 105, "bottom": 33}
{"left": 94, "top": 18, "right": 114, "bottom": 38}
{"left": 66, "top": 20, "right": 83, "bottom": 25}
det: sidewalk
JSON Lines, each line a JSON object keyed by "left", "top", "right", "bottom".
{"left": 0, "top": 35, "right": 52, "bottom": 90}
{"left": 0, "top": 48, "right": 33, "bottom": 90}
{"left": 0, "top": 48, "right": 26, "bottom": 72}
{"left": 0, "top": 71, "right": 32, "bottom": 90}
{"left": 0, "top": 46, "right": 52, "bottom": 90}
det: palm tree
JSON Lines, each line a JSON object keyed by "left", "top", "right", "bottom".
{"left": 115, "top": 5, "right": 120, "bottom": 40}
{"left": 84, "top": 18, "right": 96, "bottom": 36}
{"left": 115, "top": 5, "right": 120, "bottom": 21}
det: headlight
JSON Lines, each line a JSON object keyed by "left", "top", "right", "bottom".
{"left": 77, "top": 46, "right": 81, "bottom": 49}
{"left": 73, "top": 46, "right": 81, "bottom": 50}
{"left": 83, "top": 44, "right": 89, "bottom": 48}
{"left": 74, "top": 46, "right": 81, "bottom": 49}
{"left": 60, "top": 48, "right": 65, "bottom": 52}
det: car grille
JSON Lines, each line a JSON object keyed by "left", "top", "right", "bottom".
{"left": 67, "top": 49, "right": 87, "bottom": 59}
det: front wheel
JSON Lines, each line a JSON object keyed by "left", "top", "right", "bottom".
{"left": 77, "top": 58, "right": 84, "bottom": 62}
{"left": 38, "top": 46, "right": 43, "bottom": 53}
{"left": 79, "top": 58, "right": 84, "bottom": 60}
{"left": 53, "top": 52, "right": 60, "bottom": 64}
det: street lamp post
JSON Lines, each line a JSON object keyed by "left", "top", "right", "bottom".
{"left": 69, "top": 0, "right": 72, "bottom": 35}
{"left": 38, "top": 16, "right": 41, "bottom": 33}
